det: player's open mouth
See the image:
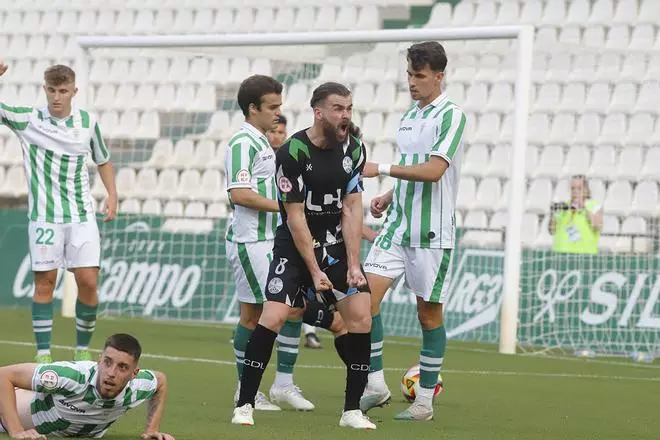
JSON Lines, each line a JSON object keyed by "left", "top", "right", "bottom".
{"left": 103, "top": 380, "right": 115, "bottom": 387}
{"left": 338, "top": 123, "right": 348, "bottom": 135}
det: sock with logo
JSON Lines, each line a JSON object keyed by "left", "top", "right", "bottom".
{"left": 274, "top": 319, "right": 302, "bottom": 388}
{"left": 334, "top": 333, "right": 350, "bottom": 365}
{"left": 237, "top": 324, "right": 277, "bottom": 407}
{"left": 75, "top": 300, "right": 97, "bottom": 351}
{"left": 343, "top": 332, "right": 371, "bottom": 411}
{"left": 368, "top": 313, "right": 384, "bottom": 381}
{"left": 32, "top": 301, "right": 53, "bottom": 357}
{"left": 419, "top": 325, "right": 446, "bottom": 390}
{"left": 233, "top": 324, "right": 253, "bottom": 380}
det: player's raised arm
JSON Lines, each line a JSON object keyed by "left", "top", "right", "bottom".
{"left": 0, "top": 62, "right": 34, "bottom": 134}
{"left": 276, "top": 147, "right": 332, "bottom": 292}
{"left": 141, "top": 371, "right": 175, "bottom": 440}
{"left": 0, "top": 363, "right": 45, "bottom": 439}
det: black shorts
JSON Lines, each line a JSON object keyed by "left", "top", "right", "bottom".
{"left": 264, "top": 239, "right": 370, "bottom": 308}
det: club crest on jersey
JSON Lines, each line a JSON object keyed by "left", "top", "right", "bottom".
{"left": 342, "top": 156, "right": 353, "bottom": 174}
{"left": 39, "top": 370, "right": 59, "bottom": 390}
{"left": 278, "top": 176, "right": 292, "bottom": 193}
{"left": 235, "top": 169, "right": 251, "bottom": 184}
{"left": 268, "top": 277, "right": 284, "bottom": 294}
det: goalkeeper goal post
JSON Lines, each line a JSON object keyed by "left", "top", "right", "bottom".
{"left": 68, "top": 26, "right": 535, "bottom": 355}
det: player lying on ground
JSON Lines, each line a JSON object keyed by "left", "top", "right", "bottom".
{"left": 0, "top": 60, "right": 118, "bottom": 364}
{"left": 232, "top": 82, "right": 375, "bottom": 429}
{"left": 225, "top": 75, "right": 316, "bottom": 411}
{"left": 0, "top": 334, "right": 174, "bottom": 439}
{"left": 361, "top": 42, "right": 467, "bottom": 421}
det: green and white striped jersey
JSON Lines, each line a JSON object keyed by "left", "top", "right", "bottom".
{"left": 0, "top": 103, "right": 110, "bottom": 224}
{"left": 380, "top": 93, "right": 466, "bottom": 249}
{"left": 30, "top": 361, "right": 157, "bottom": 438}
{"left": 225, "top": 122, "right": 278, "bottom": 243}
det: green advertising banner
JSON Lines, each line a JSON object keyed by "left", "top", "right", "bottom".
{"left": 0, "top": 209, "right": 658, "bottom": 353}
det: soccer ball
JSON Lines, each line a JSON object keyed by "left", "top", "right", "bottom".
{"left": 400, "top": 364, "right": 443, "bottom": 402}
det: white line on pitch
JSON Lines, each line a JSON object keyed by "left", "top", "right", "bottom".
{"left": 0, "top": 340, "right": 657, "bottom": 383}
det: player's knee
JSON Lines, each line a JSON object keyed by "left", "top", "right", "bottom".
{"left": 259, "top": 302, "right": 290, "bottom": 332}
{"left": 33, "top": 273, "right": 56, "bottom": 300}
{"left": 73, "top": 268, "right": 99, "bottom": 297}
{"left": 417, "top": 307, "right": 443, "bottom": 330}
{"left": 329, "top": 312, "right": 348, "bottom": 336}
{"left": 287, "top": 307, "right": 304, "bottom": 322}
{"left": 346, "top": 312, "right": 372, "bottom": 334}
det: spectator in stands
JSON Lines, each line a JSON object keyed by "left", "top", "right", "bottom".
{"left": 548, "top": 175, "right": 602, "bottom": 254}
{"left": 267, "top": 115, "right": 288, "bottom": 151}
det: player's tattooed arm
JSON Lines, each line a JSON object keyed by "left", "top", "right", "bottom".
{"left": 141, "top": 372, "right": 175, "bottom": 440}
{"left": 342, "top": 192, "right": 364, "bottom": 270}
{"left": 363, "top": 156, "right": 449, "bottom": 182}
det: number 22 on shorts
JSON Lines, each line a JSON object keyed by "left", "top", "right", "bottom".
{"left": 35, "top": 227, "right": 55, "bottom": 245}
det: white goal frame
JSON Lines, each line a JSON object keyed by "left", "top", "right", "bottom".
{"left": 68, "top": 27, "right": 535, "bottom": 355}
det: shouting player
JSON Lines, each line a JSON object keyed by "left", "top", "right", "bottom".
{"left": 225, "top": 75, "right": 314, "bottom": 411}
{"left": 0, "top": 62, "right": 117, "bottom": 364}
{"left": 268, "top": 114, "right": 324, "bottom": 349}
{"left": 232, "top": 82, "right": 374, "bottom": 429}
{"left": 0, "top": 334, "right": 174, "bottom": 439}
{"left": 361, "top": 42, "right": 467, "bottom": 421}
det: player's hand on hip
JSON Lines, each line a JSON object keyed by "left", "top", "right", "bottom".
{"left": 0, "top": 61, "right": 8, "bottom": 77}
{"left": 370, "top": 195, "right": 390, "bottom": 218}
{"left": 141, "top": 432, "right": 175, "bottom": 440}
{"left": 362, "top": 162, "right": 379, "bottom": 178}
{"left": 347, "top": 266, "right": 367, "bottom": 289}
{"left": 11, "top": 429, "right": 46, "bottom": 439}
{"left": 103, "top": 195, "right": 117, "bottom": 222}
{"left": 312, "top": 270, "right": 333, "bottom": 293}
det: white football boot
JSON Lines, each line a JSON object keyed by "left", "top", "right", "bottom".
{"left": 339, "top": 409, "right": 377, "bottom": 429}
{"left": 359, "top": 382, "right": 392, "bottom": 413}
{"left": 394, "top": 401, "right": 434, "bottom": 421}
{"left": 231, "top": 403, "right": 254, "bottom": 426}
{"left": 269, "top": 384, "right": 315, "bottom": 411}
{"left": 234, "top": 386, "right": 281, "bottom": 411}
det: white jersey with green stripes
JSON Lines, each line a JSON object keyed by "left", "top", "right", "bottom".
{"left": 380, "top": 93, "right": 466, "bottom": 249}
{"left": 224, "top": 122, "right": 278, "bottom": 243}
{"left": 0, "top": 103, "right": 110, "bottom": 224}
{"left": 30, "top": 361, "right": 157, "bottom": 438}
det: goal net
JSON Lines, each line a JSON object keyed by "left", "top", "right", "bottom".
{"left": 67, "top": 28, "right": 657, "bottom": 358}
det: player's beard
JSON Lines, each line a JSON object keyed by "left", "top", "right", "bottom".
{"left": 321, "top": 117, "right": 349, "bottom": 148}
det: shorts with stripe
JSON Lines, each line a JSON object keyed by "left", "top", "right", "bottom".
{"left": 226, "top": 239, "right": 274, "bottom": 304}
{"left": 364, "top": 241, "right": 453, "bottom": 303}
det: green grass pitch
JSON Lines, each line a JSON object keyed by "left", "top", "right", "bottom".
{"left": 0, "top": 309, "right": 658, "bottom": 440}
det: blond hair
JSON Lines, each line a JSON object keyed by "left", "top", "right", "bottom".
{"left": 44, "top": 65, "right": 76, "bottom": 86}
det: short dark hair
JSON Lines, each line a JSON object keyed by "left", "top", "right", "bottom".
{"left": 275, "top": 114, "right": 287, "bottom": 126}
{"left": 104, "top": 334, "right": 142, "bottom": 361}
{"left": 310, "top": 82, "right": 351, "bottom": 108}
{"left": 44, "top": 64, "right": 76, "bottom": 86}
{"left": 407, "top": 42, "right": 447, "bottom": 72}
{"left": 237, "top": 75, "right": 283, "bottom": 117}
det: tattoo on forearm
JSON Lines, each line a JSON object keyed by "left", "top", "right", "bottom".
{"left": 147, "top": 395, "right": 161, "bottom": 425}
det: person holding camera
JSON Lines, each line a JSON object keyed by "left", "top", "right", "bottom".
{"left": 548, "top": 175, "right": 603, "bottom": 254}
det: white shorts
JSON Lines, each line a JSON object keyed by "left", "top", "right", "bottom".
{"left": 0, "top": 389, "right": 36, "bottom": 433}
{"left": 226, "top": 239, "right": 274, "bottom": 304}
{"left": 28, "top": 220, "right": 101, "bottom": 272}
{"left": 364, "top": 240, "right": 453, "bottom": 303}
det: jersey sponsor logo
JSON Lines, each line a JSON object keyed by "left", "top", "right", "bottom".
{"left": 305, "top": 190, "right": 342, "bottom": 212}
{"left": 268, "top": 277, "right": 283, "bottom": 294}
{"left": 39, "top": 370, "right": 59, "bottom": 390}
{"left": 364, "top": 262, "right": 388, "bottom": 271}
{"left": 306, "top": 163, "right": 313, "bottom": 171}
{"left": 399, "top": 126, "right": 413, "bottom": 132}
{"left": 349, "top": 363, "right": 370, "bottom": 371}
{"left": 342, "top": 156, "right": 353, "bottom": 174}
{"left": 235, "top": 169, "right": 251, "bottom": 184}
{"left": 58, "top": 399, "right": 86, "bottom": 414}
{"left": 278, "top": 176, "right": 293, "bottom": 193}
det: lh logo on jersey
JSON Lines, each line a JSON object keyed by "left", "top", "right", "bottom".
{"left": 342, "top": 156, "right": 353, "bottom": 174}
{"left": 278, "top": 176, "right": 292, "bottom": 193}
{"left": 39, "top": 370, "right": 59, "bottom": 390}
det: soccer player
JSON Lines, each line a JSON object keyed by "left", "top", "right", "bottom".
{"left": 225, "top": 75, "right": 313, "bottom": 412}
{"left": 360, "top": 42, "right": 467, "bottom": 421}
{"left": 232, "top": 82, "right": 375, "bottom": 429}
{"left": 0, "top": 62, "right": 117, "bottom": 364}
{"left": 0, "top": 334, "right": 174, "bottom": 439}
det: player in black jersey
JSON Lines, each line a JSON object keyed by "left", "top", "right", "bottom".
{"left": 232, "top": 82, "right": 375, "bottom": 430}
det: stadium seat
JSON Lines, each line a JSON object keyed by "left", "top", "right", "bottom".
{"left": 484, "top": 144, "right": 511, "bottom": 178}
{"left": 599, "top": 214, "right": 621, "bottom": 252}
{"left": 143, "top": 139, "right": 174, "bottom": 169}
{"left": 638, "top": 0, "right": 660, "bottom": 25}
{"left": 563, "top": 145, "right": 591, "bottom": 178}
{"left": 553, "top": 178, "right": 570, "bottom": 203}
{"left": 525, "top": 179, "right": 553, "bottom": 214}
{"left": 426, "top": 2, "right": 451, "bottom": 27}
{"left": 464, "top": 83, "right": 488, "bottom": 112}
{"left": 456, "top": 176, "right": 476, "bottom": 212}
{"left": 535, "top": 145, "right": 565, "bottom": 179}
{"left": 558, "top": 26, "right": 581, "bottom": 46}
{"left": 590, "top": 145, "right": 618, "bottom": 180}
{"left": 534, "top": 83, "right": 561, "bottom": 113}
{"left": 292, "top": 6, "right": 316, "bottom": 32}
{"left": 612, "top": 0, "right": 638, "bottom": 24}
{"left": 313, "top": 6, "right": 337, "bottom": 31}
{"left": 473, "top": 113, "right": 499, "bottom": 145}
{"left": 132, "top": 168, "right": 160, "bottom": 199}
{"left": 630, "top": 181, "right": 658, "bottom": 217}
{"left": 616, "top": 146, "right": 644, "bottom": 181}
{"left": 190, "top": 140, "right": 216, "bottom": 170}
{"left": 177, "top": 169, "right": 202, "bottom": 200}
{"left": 473, "top": 2, "right": 497, "bottom": 26}
{"left": 603, "top": 180, "right": 633, "bottom": 217}
{"left": 451, "top": 2, "right": 474, "bottom": 27}
{"left": 377, "top": 112, "right": 399, "bottom": 144}
{"left": 371, "top": 82, "right": 397, "bottom": 112}
{"left": 584, "top": 26, "right": 606, "bottom": 48}
{"left": 473, "top": 177, "right": 501, "bottom": 212}
{"left": 361, "top": 113, "right": 383, "bottom": 144}
{"left": 114, "top": 168, "right": 138, "bottom": 199}
{"left": 0, "top": 166, "right": 27, "bottom": 198}
{"left": 461, "top": 211, "right": 501, "bottom": 247}
{"left": 206, "top": 202, "right": 228, "bottom": 218}
{"left": 141, "top": 199, "right": 162, "bottom": 216}
{"left": 597, "top": 114, "right": 627, "bottom": 146}
{"left": 627, "top": 113, "right": 655, "bottom": 147}
{"left": 584, "top": 83, "right": 611, "bottom": 113}
{"left": 621, "top": 216, "right": 650, "bottom": 253}
{"left": 636, "top": 82, "right": 659, "bottom": 112}
{"left": 608, "top": 83, "right": 637, "bottom": 114}
{"left": 120, "top": 198, "right": 142, "bottom": 215}
{"left": 640, "top": 147, "right": 660, "bottom": 179}
{"left": 574, "top": 113, "right": 601, "bottom": 145}
{"left": 184, "top": 201, "right": 206, "bottom": 218}
{"left": 115, "top": 111, "right": 141, "bottom": 139}
{"left": 165, "top": 139, "right": 195, "bottom": 170}
{"left": 163, "top": 200, "right": 184, "bottom": 217}
{"left": 462, "top": 144, "right": 489, "bottom": 178}
{"left": 200, "top": 169, "right": 225, "bottom": 203}
{"left": 528, "top": 113, "right": 550, "bottom": 146}
{"left": 548, "top": 113, "right": 575, "bottom": 145}
{"left": 370, "top": 143, "right": 395, "bottom": 165}
{"left": 196, "top": 111, "right": 230, "bottom": 141}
